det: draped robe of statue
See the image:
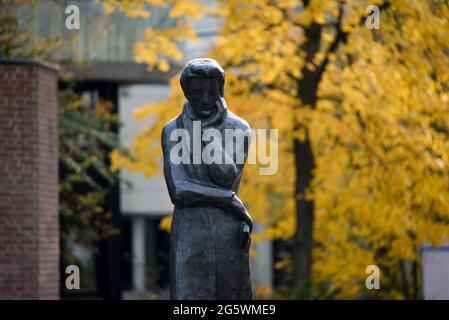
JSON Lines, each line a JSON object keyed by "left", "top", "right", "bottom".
{"left": 161, "top": 97, "right": 252, "bottom": 299}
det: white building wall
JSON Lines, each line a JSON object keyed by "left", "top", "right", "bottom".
{"left": 422, "top": 247, "right": 449, "bottom": 299}
{"left": 250, "top": 223, "right": 273, "bottom": 289}
{"left": 118, "top": 84, "right": 173, "bottom": 216}
{"left": 119, "top": 84, "right": 173, "bottom": 298}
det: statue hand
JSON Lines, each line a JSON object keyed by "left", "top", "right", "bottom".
{"left": 241, "top": 221, "right": 251, "bottom": 249}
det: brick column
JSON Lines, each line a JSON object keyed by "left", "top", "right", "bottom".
{"left": 0, "top": 60, "right": 59, "bottom": 299}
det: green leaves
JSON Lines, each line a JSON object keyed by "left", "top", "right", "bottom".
{"left": 59, "top": 89, "right": 125, "bottom": 248}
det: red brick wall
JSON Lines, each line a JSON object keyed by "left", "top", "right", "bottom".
{"left": 0, "top": 61, "right": 59, "bottom": 299}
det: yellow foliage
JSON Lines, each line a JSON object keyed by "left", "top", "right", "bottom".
{"left": 102, "top": 0, "right": 205, "bottom": 70}
{"left": 159, "top": 215, "right": 173, "bottom": 233}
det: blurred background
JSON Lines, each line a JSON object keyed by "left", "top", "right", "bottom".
{"left": 0, "top": 0, "right": 448, "bottom": 300}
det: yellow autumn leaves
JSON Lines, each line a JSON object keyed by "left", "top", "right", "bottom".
{"left": 102, "top": 0, "right": 204, "bottom": 71}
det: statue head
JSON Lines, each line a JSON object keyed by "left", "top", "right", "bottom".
{"left": 180, "top": 58, "right": 225, "bottom": 118}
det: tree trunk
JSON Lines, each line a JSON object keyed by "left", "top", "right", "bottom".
{"left": 291, "top": 22, "right": 322, "bottom": 295}
{"left": 290, "top": 0, "right": 354, "bottom": 297}
{"left": 292, "top": 135, "right": 315, "bottom": 294}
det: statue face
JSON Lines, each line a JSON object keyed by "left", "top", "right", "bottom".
{"left": 187, "top": 77, "right": 219, "bottom": 118}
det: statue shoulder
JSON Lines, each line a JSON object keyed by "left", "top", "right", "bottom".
{"left": 162, "top": 117, "right": 179, "bottom": 137}
{"left": 226, "top": 111, "right": 251, "bottom": 132}
{"left": 161, "top": 117, "right": 181, "bottom": 147}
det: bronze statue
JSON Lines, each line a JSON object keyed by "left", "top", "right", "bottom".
{"left": 161, "top": 58, "right": 253, "bottom": 299}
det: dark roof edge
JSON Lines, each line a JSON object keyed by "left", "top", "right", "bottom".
{"left": 0, "top": 59, "right": 59, "bottom": 72}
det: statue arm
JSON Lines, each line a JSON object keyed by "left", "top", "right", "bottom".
{"left": 204, "top": 125, "right": 253, "bottom": 230}
{"left": 161, "top": 124, "right": 234, "bottom": 207}
{"left": 207, "top": 126, "right": 251, "bottom": 189}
